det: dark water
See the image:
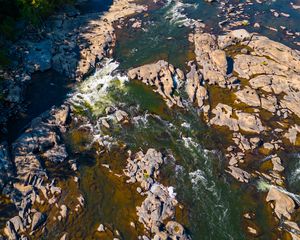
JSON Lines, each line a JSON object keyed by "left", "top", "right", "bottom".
{"left": 3, "top": 0, "right": 115, "bottom": 143}
{"left": 5, "top": 70, "right": 72, "bottom": 143}
{"left": 76, "top": 0, "right": 113, "bottom": 14}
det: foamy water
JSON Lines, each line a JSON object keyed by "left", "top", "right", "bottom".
{"left": 70, "top": 59, "right": 128, "bottom": 117}
{"left": 165, "top": 0, "right": 198, "bottom": 27}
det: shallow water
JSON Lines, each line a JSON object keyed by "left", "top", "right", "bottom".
{"left": 3, "top": 0, "right": 300, "bottom": 239}
{"left": 115, "top": 0, "right": 300, "bottom": 72}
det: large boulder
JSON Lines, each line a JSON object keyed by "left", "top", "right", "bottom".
{"left": 266, "top": 187, "right": 296, "bottom": 220}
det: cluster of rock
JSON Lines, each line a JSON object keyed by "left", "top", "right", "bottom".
{"left": 128, "top": 60, "right": 185, "bottom": 108}
{"left": 193, "top": 29, "right": 300, "bottom": 239}
{"left": 0, "top": 105, "right": 84, "bottom": 240}
{"left": 0, "top": 0, "right": 156, "bottom": 136}
{"left": 215, "top": 0, "right": 299, "bottom": 47}
{"left": 124, "top": 149, "right": 190, "bottom": 240}
{"left": 128, "top": 28, "right": 300, "bottom": 239}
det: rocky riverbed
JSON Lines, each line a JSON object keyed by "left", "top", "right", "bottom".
{"left": 1, "top": 0, "right": 300, "bottom": 239}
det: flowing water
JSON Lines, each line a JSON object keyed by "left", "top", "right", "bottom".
{"left": 46, "top": 59, "right": 279, "bottom": 239}
{"left": 44, "top": 1, "right": 300, "bottom": 239}
{"left": 3, "top": 0, "right": 300, "bottom": 239}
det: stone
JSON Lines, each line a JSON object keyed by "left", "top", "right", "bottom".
{"left": 9, "top": 216, "right": 24, "bottom": 232}
{"left": 60, "top": 233, "right": 68, "bottom": 240}
{"left": 193, "top": 33, "right": 227, "bottom": 87}
{"left": 128, "top": 60, "right": 183, "bottom": 107}
{"left": 210, "top": 104, "right": 239, "bottom": 131}
{"left": 97, "top": 224, "right": 105, "bottom": 232}
{"left": 4, "top": 221, "right": 18, "bottom": 240}
{"left": 236, "top": 112, "right": 264, "bottom": 133}
{"left": 31, "top": 212, "right": 46, "bottom": 231}
{"left": 0, "top": 142, "right": 13, "bottom": 190}
{"left": 226, "top": 166, "right": 251, "bottom": 183}
{"left": 284, "top": 125, "right": 300, "bottom": 145}
{"left": 115, "top": 110, "right": 128, "bottom": 122}
{"left": 60, "top": 205, "right": 68, "bottom": 218}
{"left": 266, "top": 187, "right": 295, "bottom": 220}
{"left": 218, "top": 29, "right": 252, "bottom": 49}
{"left": 165, "top": 221, "right": 185, "bottom": 237}
{"left": 235, "top": 86, "right": 260, "bottom": 107}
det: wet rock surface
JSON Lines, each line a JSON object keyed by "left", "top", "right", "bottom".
{"left": 128, "top": 27, "right": 300, "bottom": 239}
{"left": 124, "top": 149, "right": 190, "bottom": 239}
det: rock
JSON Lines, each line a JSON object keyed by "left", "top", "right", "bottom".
{"left": 226, "top": 166, "right": 251, "bottom": 183}
{"left": 9, "top": 216, "right": 24, "bottom": 232}
{"left": 254, "top": 23, "right": 260, "bottom": 28}
{"left": 261, "top": 95, "right": 277, "bottom": 113}
{"left": 60, "top": 233, "right": 68, "bottom": 240}
{"left": 193, "top": 33, "right": 227, "bottom": 87}
{"left": 124, "top": 149, "right": 163, "bottom": 190}
{"left": 234, "top": 55, "right": 288, "bottom": 80}
{"left": 101, "top": 119, "right": 110, "bottom": 128}
{"left": 97, "top": 224, "right": 105, "bottom": 232}
{"left": 24, "top": 40, "right": 53, "bottom": 73}
{"left": 271, "top": 156, "right": 284, "bottom": 172}
{"left": 284, "top": 221, "right": 300, "bottom": 240}
{"left": 236, "top": 112, "right": 264, "bottom": 133}
{"left": 60, "top": 205, "right": 68, "bottom": 218}
{"left": 165, "top": 221, "right": 185, "bottom": 237}
{"left": 31, "top": 212, "right": 46, "bottom": 231}
{"left": 247, "top": 226, "right": 258, "bottom": 236}
{"left": 266, "top": 187, "right": 296, "bottom": 220}
{"left": 124, "top": 149, "right": 189, "bottom": 239}
{"left": 128, "top": 60, "right": 183, "bottom": 107}
{"left": 185, "top": 64, "right": 207, "bottom": 107}
{"left": 210, "top": 104, "right": 239, "bottom": 131}
{"left": 115, "top": 110, "right": 128, "bottom": 122}
{"left": 6, "top": 85, "right": 22, "bottom": 103}
{"left": 0, "top": 142, "right": 13, "bottom": 190}
{"left": 218, "top": 29, "right": 252, "bottom": 49}
{"left": 53, "top": 105, "right": 70, "bottom": 125}
{"left": 235, "top": 86, "right": 260, "bottom": 107}
{"left": 284, "top": 125, "right": 300, "bottom": 145}
{"left": 4, "top": 221, "right": 18, "bottom": 240}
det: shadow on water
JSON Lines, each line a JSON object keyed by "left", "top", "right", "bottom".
{"left": 3, "top": 0, "right": 115, "bottom": 143}
{"left": 76, "top": 0, "right": 113, "bottom": 14}
{"left": 5, "top": 69, "right": 73, "bottom": 143}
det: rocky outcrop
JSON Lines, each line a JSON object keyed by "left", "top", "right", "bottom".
{"left": 185, "top": 63, "right": 208, "bottom": 108}
{"left": 0, "top": 105, "right": 83, "bottom": 240}
{"left": 210, "top": 103, "right": 264, "bottom": 133}
{"left": 12, "top": 105, "right": 69, "bottom": 184}
{"left": 23, "top": 40, "right": 53, "bottom": 73}
{"left": 124, "top": 149, "right": 190, "bottom": 239}
{"left": 266, "top": 187, "right": 296, "bottom": 220}
{"left": 128, "top": 60, "right": 184, "bottom": 107}
{"left": 193, "top": 33, "right": 228, "bottom": 87}
{"left": 75, "top": 0, "right": 148, "bottom": 80}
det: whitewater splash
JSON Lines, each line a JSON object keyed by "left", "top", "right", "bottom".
{"left": 70, "top": 59, "right": 128, "bottom": 117}
{"left": 165, "top": 0, "right": 198, "bottom": 27}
